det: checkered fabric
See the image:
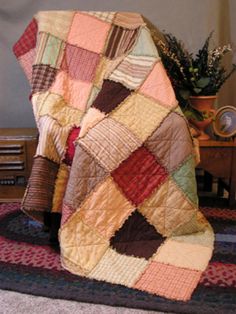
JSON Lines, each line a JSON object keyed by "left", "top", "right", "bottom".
{"left": 13, "top": 11, "right": 214, "bottom": 302}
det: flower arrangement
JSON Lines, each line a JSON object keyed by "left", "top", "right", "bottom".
{"left": 156, "top": 32, "right": 236, "bottom": 120}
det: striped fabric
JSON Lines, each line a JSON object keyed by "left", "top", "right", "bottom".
{"left": 105, "top": 25, "right": 139, "bottom": 59}
{"left": 109, "top": 54, "right": 157, "bottom": 90}
{"left": 22, "top": 156, "right": 59, "bottom": 213}
{"left": 113, "top": 12, "right": 145, "bottom": 29}
{"left": 36, "top": 115, "right": 71, "bottom": 163}
{"left": 86, "top": 11, "right": 115, "bottom": 23}
{"left": 34, "top": 32, "right": 65, "bottom": 68}
{"left": 61, "top": 44, "right": 100, "bottom": 82}
{"left": 18, "top": 48, "right": 36, "bottom": 82}
{"left": 79, "top": 118, "right": 142, "bottom": 172}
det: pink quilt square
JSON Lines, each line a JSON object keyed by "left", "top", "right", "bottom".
{"left": 61, "top": 44, "right": 100, "bottom": 82}
{"left": 67, "top": 13, "right": 111, "bottom": 53}
{"left": 134, "top": 261, "right": 202, "bottom": 301}
{"left": 50, "top": 71, "right": 92, "bottom": 111}
{"left": 139, "top": 62, "right": 176, "bottom": 108}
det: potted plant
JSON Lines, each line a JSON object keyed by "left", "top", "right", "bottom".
{"left": 155, "top": 32, "right": 236, "bottom": 139}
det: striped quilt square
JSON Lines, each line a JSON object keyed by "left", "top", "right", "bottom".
{"left": 109, "top": 54, "right": 156, "bottom": 90}
{"left": 113, "top": 12, "right": 145, "bottom": 29}
{"left": 78, "top": 117, "right": 142, "bottom": 172}
{"left": 61, "top": 44, "right": 100, "bottom": 82}
{"left": 36, "top": 115, "right": 71, "bottom": 163}
{"left": 35, "top": 33, "right": 65, "bottom": 69}
{"left": 18, "top": 48, "right": 36, "bottom": 82}
{"left": 31, "top": 64, "right": 57, "bottom": 93}
{"left": 22, "top": 156, "right": 59, "bottom": 213}
{"left": 105, "top": 25, "right": 139, "bottom": 59}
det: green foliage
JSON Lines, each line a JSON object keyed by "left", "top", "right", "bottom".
{"left": 156, "top": 32, "right": 236, "bottom": 118}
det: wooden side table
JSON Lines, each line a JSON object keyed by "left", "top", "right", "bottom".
{"left": 0, "top": 128, "right": 38, "bottom": 202}
{"left": 198, "top": 138, "right": 236, "bottom": 208}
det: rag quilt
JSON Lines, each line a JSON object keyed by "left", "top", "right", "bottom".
{"left": 13, "top": 10, "right": 214, "bottom": 301}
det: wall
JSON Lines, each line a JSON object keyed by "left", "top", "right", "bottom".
{"left": 0, "top": 0, "right": 235, "bottom": 128}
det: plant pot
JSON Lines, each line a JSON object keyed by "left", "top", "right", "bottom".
{"left": 189, "top": 95, "right": 217, "bottom": 140}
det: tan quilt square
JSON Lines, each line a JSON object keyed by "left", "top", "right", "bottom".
{"left": 89, "top": 248, "right": 148, "bottom": 287}
{"left": 60, "top": 214, "right": 109, "bottom": 273}
{"left": 152, "top": 239, "right": 213, "bottom": 271}
{"left": 111, "top": 93, "right": 169, "bottom": 142}
{"left": 138, "top": 178, "right": 197, "bottom": 237}
{"left": 79, "top": 177, "right": 135, "bottom": 239}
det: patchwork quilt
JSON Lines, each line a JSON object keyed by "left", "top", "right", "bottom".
{"left": 13, "top": 11, "right": 214, "bottom": 301}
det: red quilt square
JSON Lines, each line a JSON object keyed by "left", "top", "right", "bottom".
{"left": 112, "top": 146, "right": 168, "bottom": 205}
{"left": 13, "top": 18, "right": 38, "bottom": 58}
{"left": 61, "top": 44, "right": 100, "bottom": 82}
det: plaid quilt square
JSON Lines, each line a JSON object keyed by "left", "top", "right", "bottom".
{"left": 13, "top": 18, "right": 38, "bottom": 58}
{"left": 31, "top": 64, "right": 57, "bottom": 93}
{"left": 112, "top": 146, "right": 168, "bottom": 206}
{"left": 134, "top": 262, "right": 202, "bottom": 301}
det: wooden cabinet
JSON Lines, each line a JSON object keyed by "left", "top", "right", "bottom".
{"left": 0, "top": 128, "right": 38, "bottom": 202}
{"left": 198, "top": 139, "right": 236, "bottom": 208}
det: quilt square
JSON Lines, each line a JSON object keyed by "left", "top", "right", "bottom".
{"left": 134, "top": 261, "right": 202, "bottom": 301}
{"left": 68, "top": 12, "right": 110, "bottom": 53}
{"left": 31, "top": 64, "right": 57, "bottom": 94}
{"left": 36, "top": 115, "right": 71, "bottom": 163}
{"left": 110, "top": 93, "right": 170, "bottom": 142}
{"left": 92, "top": 80, "right": 131, "bottom": 114}
{"left": 138, "top": 179, "right": 197, "bottom": 237}
{"left": 78, "top": 176, "right": 135, "bottom": 239}
{"left": 60, "top": 214, "right": 109, "bottom": 273}
{"left": 111, "top": 211, "right": 165, "bottom": 259}
{"left": 18, "top": 48, "right": 36, "bottom": 82}
{"left": 109, "top": 54, "right": 156, "bottom": 90}
{"left": 63, "top": 144, "right": 108, "bottom": 210}
{"left": 50, "top": 71, "right": 92, "bottom": 111}
{"left": 35, "top": 33, "right": 65, "bottom": 69}
{"left": 36, "top": 11, "right": 74, "bottom": 41}
{"left": 86, "top": 11, "right": 115, "bottom": 23}
{"left": 61, "top": 44, "right": 100, "bottom": 82}
{"left": 139, "top": 61, "right": 176, "bottom": 108}
{"left": 113, "top": 12, "right": 145, "bottom": 29}
{"left": 144, "top": 112, "right": 193, "bottom": 172}
{"left": 23, "top": 156, "right": 59, "bottom": 213}
{"left": 112, "top": 146, "right": 168, "bottom": 206}
{"left": 105, "top": 25, "right": 139, "bottom": 59}
{"left": 79, "top": 117, "right": 142, "bottom": 172}
{"left": 13, "top": 18, "right": 37, "bottom": 58}
{"left": 89, "top": 248, "right": 148, "bottom": 287}
{"left": 152, "top": 239, "right": 212, "bottom": 271}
